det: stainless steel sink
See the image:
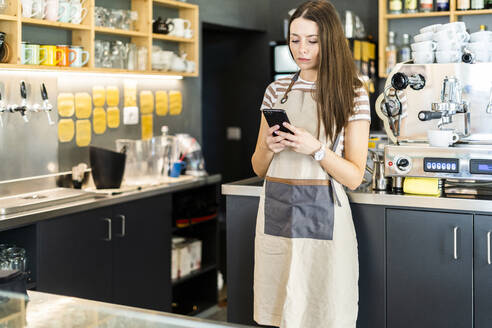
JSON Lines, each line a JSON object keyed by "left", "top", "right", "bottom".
{"left": 0, "top": 188, "right": 99, "bottom": 215}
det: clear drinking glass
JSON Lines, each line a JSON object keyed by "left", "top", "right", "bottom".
{"left": 126, "top": 43, "right": 137, "bottom": 71}
{"left": 137, "top": 46, "right": 147, "bottom": 71}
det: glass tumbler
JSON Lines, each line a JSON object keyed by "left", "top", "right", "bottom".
{"left": 137, "top": 46, "right": 148, "bottom": 71}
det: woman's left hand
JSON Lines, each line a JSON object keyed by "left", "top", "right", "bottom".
{"left": 276, "top": 122, "right": 322, "bottom": 156}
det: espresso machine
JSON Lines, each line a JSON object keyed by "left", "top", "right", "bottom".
{"left": 375, "top": 63, "right": 492, "bottom": 196}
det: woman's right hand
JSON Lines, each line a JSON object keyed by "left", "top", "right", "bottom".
{"left": 265, "top": 125, "right": 286, "bottom": 153}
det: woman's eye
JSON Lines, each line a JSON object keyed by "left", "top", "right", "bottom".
{"left": 291, "top": 40, "right": 299, "bottom": 43}
{"left": 309, "top": 40, "right": 318, "bottom": 44}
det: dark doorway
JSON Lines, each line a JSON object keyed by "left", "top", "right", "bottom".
{"left": 202, "top": 23, "right": 271, "bottom": 184}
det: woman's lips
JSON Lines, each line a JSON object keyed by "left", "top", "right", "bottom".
{"left": 298, "top": 58, "right": 310, "bottom": 62}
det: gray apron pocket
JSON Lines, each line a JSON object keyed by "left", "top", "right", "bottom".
{"left": 264, "top": 180, "right": 335, "bottom": 240}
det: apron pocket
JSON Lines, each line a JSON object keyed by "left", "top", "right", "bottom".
{"left": 264, "top": 180, "right": 335, "bottom": 240}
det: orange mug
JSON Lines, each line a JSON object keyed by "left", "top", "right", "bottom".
{"left": 57, "top": 45, "right": 76, "bottom": 66}
{"left": 40, "top": 45, "right": 64, "bottom": 66}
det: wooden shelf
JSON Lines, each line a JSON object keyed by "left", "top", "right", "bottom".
{"left": 385, "top": 11, "right": 451, "bottom": 19}
{"left": 0, "top": 0, "right": 199, "bottom": 78}
{"left": 153, "top": 0, "right": 198, "bottom": 9}
{"left": 378, "top": 0, "right": 492, "bottom": 78}
{"left": 152, "top": 33, "right": 194, "bottom": 43}
{"left": 454, "top": 9, "right": 492, "bottom": 16}
{"left": 0, "top": 14, "right": 17, "bottom": 21}
{"left": 94, "top": 26, "right": 148, "bottom": 37}
{"left": 21, "top": 18, "right": 91, "bottom": 30}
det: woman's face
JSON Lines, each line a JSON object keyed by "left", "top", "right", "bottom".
{"left": 289, "top": 17, "right": 320, "bottom": 72}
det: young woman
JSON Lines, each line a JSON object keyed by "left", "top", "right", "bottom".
{"left": 251, "top": 1, "right": 370, "bottom": 327}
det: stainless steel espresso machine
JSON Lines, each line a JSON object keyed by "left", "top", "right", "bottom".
{"left": 376, "top": 63, "right": 492, "bottom": 196}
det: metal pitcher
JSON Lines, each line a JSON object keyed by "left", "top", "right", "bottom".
{"left": 366, "top": 150, "right": 390, "bottom": 191}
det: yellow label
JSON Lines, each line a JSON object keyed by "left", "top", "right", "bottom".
{"left": 155, "top": 91, "right": 169, "bottom": 116}
{"left": 76, "top": 119, "right": 91, "bottom": 147}
{"left": 169, "top": 91, "right": 182, "bottom": 116}
{"left": 362, "top": 41, "right": 370, "bottom": 62}
{"left": 107, "top": 107, "right": 120, "bottom": 128}
{"left": 353, "top": 40, "right": 361, "bottom": 61}
{"left": 92, "top": 85, "right": 106, "bottom": 107}
{"left": 58, "top": 119, "right": 75, "bottom": 142}
{"left": 368, "top": 141, "right": 376, "bottom": 149}
{"left": 106, "top": 86, "right": 120, "bottom": 107}
{"left": 368, "top": 42, "right": 376, "bottom": 60}
{"left": 124, "top": 80, "right": 137, "bottom": 107}
{"left": 139, "top": 90, "right": 154, "bottom": 114}
{"left": 57, "top": 93, "right": 75, "bottom": 117}
{"left": 141, "top": 114, "right": 153, "bottom": 140}
{"left": 93, "top": 107, "right": 107, "bottom": 135}
{"left": 75, "top": 92, "right": 92, "bottom": 119}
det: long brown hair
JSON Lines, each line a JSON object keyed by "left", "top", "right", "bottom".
{"left": 288, "top": 0, "right": 362, "bottom": 143}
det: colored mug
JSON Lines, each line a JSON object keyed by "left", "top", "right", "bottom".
{"left": 57, "top": 0, "right": 71, "bottom": 22}
{"left": 69, "top": 1, "right": 87, "bottom": 24}
{"left": 57, "top": 44, "right": 76, "bottom": 66}
{"left": 69, "top": 46, "right": 89, "bottom": 67}
{"left": 20, "top": 42, "right": 33, "bottom": 64}
{"left": 40, "top": 45, "right": 63, "bottom": 66}
{"left": 26, "top": 43, "right": 47, "bottom": 65}
{"left": 31, "top": 0, "right": 46, "bottom": 19}
{"left": 45, "top": 0, "right": 66, "bottom": 21}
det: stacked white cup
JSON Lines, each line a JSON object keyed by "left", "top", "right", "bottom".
{"left": 412, "top": 22, "right": 470, "bottom": 64}
{"left": 465, "top": 30, "right": 492, "bottom": 63}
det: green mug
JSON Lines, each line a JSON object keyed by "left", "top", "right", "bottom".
{"left": 26, "top": 43, "right": 47, "bottom": 65}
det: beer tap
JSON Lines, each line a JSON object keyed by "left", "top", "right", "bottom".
{"left": 8, "top": 81, "right": 30, "bottom": 123}
{"left": 32, "top": 83, "right": 54, "bottom": 125}
{"left": 0, "top": 90, "right": 6, "bottom": 127}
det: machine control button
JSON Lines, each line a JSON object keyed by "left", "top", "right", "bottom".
{"left": 432, "top": 163, "right": 436, "bottom": 169}
{"left": 437, "top": 163, "right": 441, "bottom": 169}
{"left": 395, "top": 157, "right": 411, "bottom": 173}
{"left": 426, "top": 163, "right": 431, "bottom": 169}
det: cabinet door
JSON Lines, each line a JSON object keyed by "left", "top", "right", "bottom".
{"left": 37, "top": 207, "right": 113, "bottom": 302}
{"left": 386, "top": 209, "right": 472, "bottom": 328}
{"left": 351, "top": 204, "right": 385, "bottom": 328}
{"left": 112, "top": 195, "right": 172, "bottom": 311}
{"left": 474, "top": 215, "right": 492, "bottom": 328}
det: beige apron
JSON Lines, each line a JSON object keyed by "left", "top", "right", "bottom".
{"left": 254, "top": 75, "right": 359, "bottom": 328}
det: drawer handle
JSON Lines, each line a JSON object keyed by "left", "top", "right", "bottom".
{"left": 116, "top": 214, "right": 126, "bottom": 238}
{"left": 487, "top": 232, "right": 491, "bottom": 265}
{"left": 453, "top": 226, "right": 459, "bottom": 260}
{"left": 103, "top": 218, "right": 112, "bottom": 242}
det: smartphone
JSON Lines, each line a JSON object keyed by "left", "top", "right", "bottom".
{"left": 262, "top": 108, "right": 293, "bottom": 134}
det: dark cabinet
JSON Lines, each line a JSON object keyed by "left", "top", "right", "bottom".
{"left": 112, "top": 196, "right": 172, "bottom": 311}
{"left": 351, "top": 204, "right": 385, "bottom": 328}
{"left": 386, "top": 209, "right": 473, "bottom": 328}
{"left": 474, "top": 215, "right": 492, "bottom": 328}
{"left": 38, "top": 207, "right": 114, "bottom": 302}
{"left": 38, "top": 195, "right": 172, "bottom": 310}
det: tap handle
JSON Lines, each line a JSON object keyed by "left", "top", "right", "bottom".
{"left": 45, "top": 110, "right": 54, "bottom": 125}
{"left": 40, "top": 83, "right": 48, "bottom": 101}
{"left": 418, "top": 110, "right": 443, "bottom": 121}
{"left": 20, "top": 81, "right": 27, "bottom": 99}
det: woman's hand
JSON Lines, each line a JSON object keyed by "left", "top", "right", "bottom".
{"left": 265, "top": 125, "right": 287, "bottom": 153}
{"left": 276, "top": 122, "right": 322, "bottom": 155}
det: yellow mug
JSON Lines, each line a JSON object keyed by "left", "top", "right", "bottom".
{"left": 40, "top": 45, "right": 64, "bottom": 66}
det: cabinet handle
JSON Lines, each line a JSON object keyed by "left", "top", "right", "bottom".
{"left": 487, "top": 232, "right": 491, "bottom": 265}
{"left": 116, "top": 214, "right": 126, "bottom": 238}
{"left": 453, "top": 226, "right": 459, "bottom": 260}
{"left": 103, "top": 218, "right": 112, "bottom": 242}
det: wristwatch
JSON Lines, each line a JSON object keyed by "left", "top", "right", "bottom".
{"left": 312, "top": 143, "right": 326, "bottom": 161}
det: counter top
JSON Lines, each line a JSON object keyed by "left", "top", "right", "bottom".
{"left": 0, "top": 174, "right": 221, "bottom": 231}
{"left": 0, "top": 290, "right": 251, "bottom": 328}
{"left": 222, "top": 177, "right": 492, "bottom": 213}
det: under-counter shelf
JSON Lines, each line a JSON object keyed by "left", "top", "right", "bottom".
{"left": 172, "top": 264, "right": 217, "bottom": 286}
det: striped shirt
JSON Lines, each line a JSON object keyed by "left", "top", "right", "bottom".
{"left": 260, "top": 75, "right": 371, "bottom": 155}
